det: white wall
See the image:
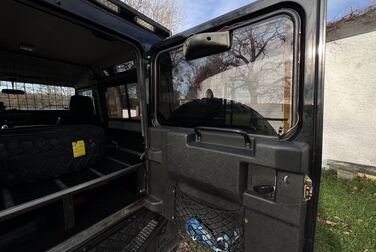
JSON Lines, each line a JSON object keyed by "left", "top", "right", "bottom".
{"left": 323, "top": 31, "right": 376, "bottom": 167}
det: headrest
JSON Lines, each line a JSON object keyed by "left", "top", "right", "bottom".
{"left": 69, "top": 95, "right": 94, "bottom": 117}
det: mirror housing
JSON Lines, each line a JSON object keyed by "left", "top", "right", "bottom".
{"left": 183, "top": 32, "right": 231, "bottom": 61}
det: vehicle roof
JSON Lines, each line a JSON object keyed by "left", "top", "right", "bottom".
{"left": 34, "top": 0, "right": 171, "bottom": 51}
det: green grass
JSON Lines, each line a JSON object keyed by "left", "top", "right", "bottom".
{"left": 315, "top": 171, "right": 376, "bottom": 252}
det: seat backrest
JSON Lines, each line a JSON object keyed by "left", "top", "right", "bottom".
{"left": 69, "top": 95, "right": 95, "bottom": 124}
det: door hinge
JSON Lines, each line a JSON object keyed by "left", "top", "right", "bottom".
{"left": 304, "top": 176, "right": 313, "bottom": 201}
{"left": 146, "top": 149, "right": 163, "bottom": 164}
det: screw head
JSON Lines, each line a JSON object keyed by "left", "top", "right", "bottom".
{"left": 283, "top": 176, "right": 290, "bottom": 184}
{"left": 244, "top": 218, "right": 249, "bottom": 224}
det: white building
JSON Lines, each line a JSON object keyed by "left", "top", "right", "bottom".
{"left": 323, "top": 7, "right": 376, "bottom": 173}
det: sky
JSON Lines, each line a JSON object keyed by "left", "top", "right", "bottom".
{"left": 176, "top": 0, "right": 374, "bottom": 32}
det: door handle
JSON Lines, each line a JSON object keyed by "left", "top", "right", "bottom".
{"left": 194, "top": 126, "right": 253, "bottom": 148}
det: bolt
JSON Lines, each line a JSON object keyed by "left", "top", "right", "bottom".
{"left": 283, "top": 176, "right": 290, "bottom": 184}
{"left": 139, "top": 189, "right": 146, "bottom": 194}
{"left": 172, "top": 216, "right": 175, "bottom": 220}
{"left": 244, "top": 218, "right": 248, "bottom": 224}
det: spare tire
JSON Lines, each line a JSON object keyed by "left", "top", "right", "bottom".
{"left": 0, "top": 125, "right": 105, "bottom": 186}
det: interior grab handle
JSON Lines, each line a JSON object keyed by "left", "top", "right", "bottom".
{"left": 253, "top": 185, "right": 275, "bottom": 194}
{"left": 194, "top": 126, "right": 252, "bottom": 148}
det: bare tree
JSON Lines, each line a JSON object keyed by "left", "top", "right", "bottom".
{"left": 121, "top": 0, "right": 184, "bottom": 34}
{"left": 184, "top": 17, "right": 292, "bottom": 105}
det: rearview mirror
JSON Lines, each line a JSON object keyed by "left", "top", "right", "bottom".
{"left": 1, "top": 89, "right": 25, "bottom": 95}
{"left": 183, "top": 32, "right": 231, "bottom": 61}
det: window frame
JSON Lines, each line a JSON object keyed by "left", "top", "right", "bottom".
{"left": 153, "top": 9, "right": 302, "bottom": 138}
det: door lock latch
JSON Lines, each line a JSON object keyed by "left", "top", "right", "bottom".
{"left": 304, "top": 176, "right": 313, "bottom": 201}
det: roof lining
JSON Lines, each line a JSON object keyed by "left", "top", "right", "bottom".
{"left": 0, "top": 0, "right": 138, "bottom": 86}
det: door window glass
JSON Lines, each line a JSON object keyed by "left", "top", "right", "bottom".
{"left": 127, "top": 83, "right": 141, "bottom": 120}
{"left": 105, "top": 84, "right": 140, "bottom": 120}
{"left": 157, "top": 15, "right": 296, "bottom": 136}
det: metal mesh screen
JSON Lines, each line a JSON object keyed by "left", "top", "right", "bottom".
{"left": 175, "top": 187, "right": 244, "bottom": 252}
{"left": 0, "top": 50, "right": 92, "bottom": 85}
{"left": 0, "top": 49, "right": 93, "bottom": 111}
{"left": 0, "top": 81, "right": 75, "bottom": 110}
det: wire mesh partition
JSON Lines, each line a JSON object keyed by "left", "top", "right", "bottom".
{"left": 0, "top": 49, "right": 93, "bottom": 111}
{"left": 0, "top": 81, "right": 75, "bottom": 110}
{"left": 175, "top": 187, "right": 244, "bottom": 252}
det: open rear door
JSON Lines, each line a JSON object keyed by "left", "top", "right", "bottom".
{"left": 146, "top": 0, "right": 326, "bottom": 251}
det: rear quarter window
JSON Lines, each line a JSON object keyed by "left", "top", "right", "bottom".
{"left": 105, "top": 83, "right": 141, "bottom": 120}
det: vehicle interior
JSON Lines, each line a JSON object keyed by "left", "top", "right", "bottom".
{"left": 0, "top": 1, "right": 149, "bottom": 250}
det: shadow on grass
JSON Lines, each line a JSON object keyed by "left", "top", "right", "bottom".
{"left": 315, "top": 221, "right": 342, "bottom": 252}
